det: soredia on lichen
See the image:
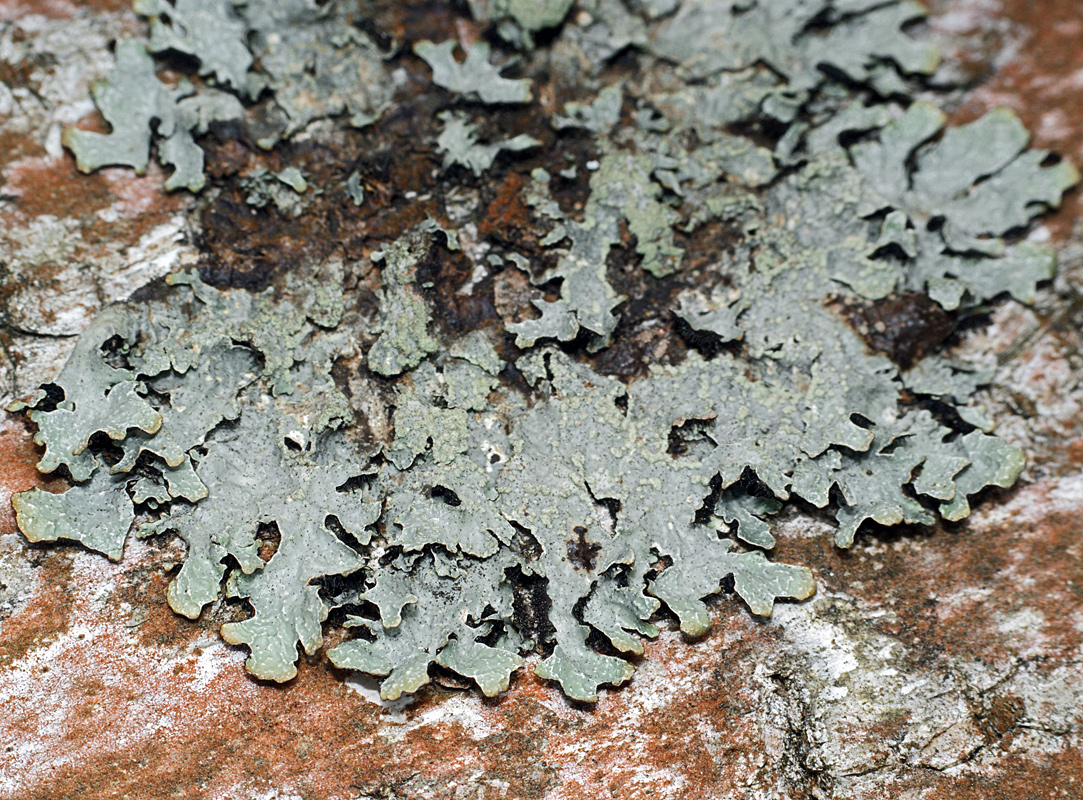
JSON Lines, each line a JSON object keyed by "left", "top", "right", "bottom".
{"left": 19, "top": 0, "right": 1078, "bottom": 702}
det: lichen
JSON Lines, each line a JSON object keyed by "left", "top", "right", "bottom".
{"left": 242, "top": 166, "right": 313, "bottom": 217}
{"left": 16, "top": 0, "right": 1079, "bottom": 702}
{"left": 61, "top": 39, "right": 244, "bottom": 192}
{"left": 414, "top": 39, "right": 533, "bottom": 104}
{"left": 366, "top": 225, "right": 443, "bottom": 377}
{"left": 63, "top": 0, "right": 393, "bottom": 189}
{"left": 135, "top": 0, "right": 253, "bottom": 90}
{"left": 466, "top": 0, "right": 574, "bottom": 46}
{"left": 436, "top": 111, "right": 540, "bottom": 177}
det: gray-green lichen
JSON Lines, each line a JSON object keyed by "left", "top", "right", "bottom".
{"left": 61, "top": 39, "right": 243, "bottom": 192}
{"left": 436, "top": 111, "right": 540, "bottom": 176}
{"left": 63, "top": 0, "right": 393, "bottom": 190}
{"left": 414, "top": 39, "right": 533, "bottom": 104}
{"left": 466, "top": 0, "right": 574, "bottom": 47}
{"left": 505, "top": 143, "right": 691, "bottom": 348}
{"left": 649, "top": 0, "right": 938, "bottom": 100}
{"left": 367, "top": 225, "right": 443, "bottom": 377}
{"left": 242, "top": 166, "right": 312, "bottom": 217}
{"left": 245, "top": 0, "right": 392, "bottom": 143}
{"left": 18, "top": 0, "right": 1079, "bottom": 703}
{"left": 553, "top": 86, "right": 623, "bottom": 135}
{"left": 135, "top": 0, "right": 253, "bottom": 90}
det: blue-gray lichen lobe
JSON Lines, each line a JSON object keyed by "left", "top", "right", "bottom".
{"left": 15, "top": 0, "right": 1078, "bottom": 702}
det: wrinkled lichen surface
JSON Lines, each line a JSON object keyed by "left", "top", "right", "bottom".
{"left": 7, "top": 0, "right": 1079, "bottom": 703}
